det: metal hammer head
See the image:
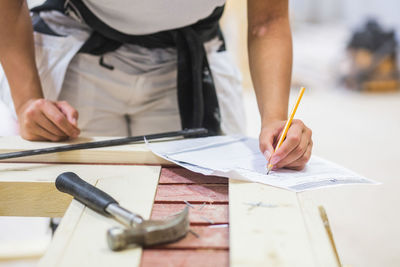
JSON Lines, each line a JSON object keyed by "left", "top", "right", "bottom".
{"left": 107, "top": 206, "right": 189, "bottom": 251}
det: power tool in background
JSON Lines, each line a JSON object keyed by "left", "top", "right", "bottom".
{"left": 343, "top": 19, "right": 399, "bottom": 92}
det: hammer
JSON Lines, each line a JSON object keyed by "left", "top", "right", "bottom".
{"left": 56, "top": 172, "right": 189, "bottom": 251}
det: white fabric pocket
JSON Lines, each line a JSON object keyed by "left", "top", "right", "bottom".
{"left": 207, "top": 48, "right": 246, "bottom": 135}
{"left": 33, "top": 32, "right": 86, "bottom": 101}
{"left": 0, "top": 32, "right": 86, "bottom": 119}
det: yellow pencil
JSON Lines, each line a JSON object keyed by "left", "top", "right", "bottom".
{"left": 267, "top": 87, "right": 306, "bottom": 174}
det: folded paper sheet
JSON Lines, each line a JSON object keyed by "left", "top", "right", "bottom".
{"left": 148, "top": 135, "right": 379, "bottom": 192}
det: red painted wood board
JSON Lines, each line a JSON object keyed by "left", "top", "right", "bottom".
{"left": 154, "top": 184, "right": 228, "bottom": 203}
{"left": 159, "top": 168, "right": 228, "bottom": 184}
{"left": 141, "top": 167, "right": 229, "bottom": 267}
{"left": 153, "top": 226, "right": 229, "bottom": 249}
{"left": 140, "top": 250, "right": 229, "bottom": 267}
{"left": 151, "top": 203, "right": 228, "bottom": 225}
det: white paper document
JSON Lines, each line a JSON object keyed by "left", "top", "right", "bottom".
{"left": 147, "top": 135, "right": 379, "bottom": 192}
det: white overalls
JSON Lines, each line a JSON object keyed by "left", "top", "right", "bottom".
{"left": 0, "top": 2, "right": 245, "bottom": 137}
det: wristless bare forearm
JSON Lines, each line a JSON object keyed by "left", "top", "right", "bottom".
{"left": 248, "top": 17, "right": 292, "bottom": 127}
{"left": 0, "top": 0, "right": 43, "bottom": 114}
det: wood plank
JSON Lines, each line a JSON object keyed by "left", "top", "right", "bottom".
{"left": 0, "top": 181, "right": 71, "bottom": 217}
{"left": 154, "top": 184, "right": 228, "bottom": 203}
{"left": 0, "top": 163, "right": 117, "bottom": 217}
{"left": 297, "top": 194, "right": 341, "bottom": 267}
{"left": 141, "top": 250, "right": 229, "bottom": 267}
{"left": 0, "top": 238, "right": 49, "bottom": 260}
{"left": 153, "top": 226, "right": 229, "bottom": 249}
{"left": 39, "top": 165, "right": 161, "bottom": 267}
{"left": 0, "top": 163, "right": 161, "bottom": 217}
{"left": 229, "top": 179, "right": 316, "bottom": 267}
{"left": 150, "top": 203, "right": 228, "bottom": 225}
{"left": 38, "top": 200, "right": 86, "bottom": 266}
{"left": 159, "top": 168, "right": 228, "bottom": 184}
{"left": 0, "top": 136, "right": 170, "bottom": 164}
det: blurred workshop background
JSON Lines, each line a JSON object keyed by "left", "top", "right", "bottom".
{"left": 1, "top": 0, "right": 400, "bottom": 266}
{"left": 223, "top": 1, "right": 400, "bottom": 267}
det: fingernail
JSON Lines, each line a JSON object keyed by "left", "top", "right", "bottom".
{"left": 271, "top": 156, "right": 281, "bottom": 165}
{"left": 263, "top": 150, "right": 271, "bottom": 160}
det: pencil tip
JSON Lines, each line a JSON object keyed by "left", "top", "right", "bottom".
{"left": 267, "top": 169, "right": 270, "bottom": 175}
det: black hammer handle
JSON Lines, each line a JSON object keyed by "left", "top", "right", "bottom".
{"left": 56, "top": 172, "right": 117, "bottom": 216}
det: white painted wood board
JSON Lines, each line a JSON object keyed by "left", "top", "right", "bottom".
{"left": 297, "top": 194, "right": 341, "bottom": 267}
{"left": 229, "top": 179, "right": 340, "bottom": 267}
{"left": 38, "top": 165, "right": 161, "bottom": 267}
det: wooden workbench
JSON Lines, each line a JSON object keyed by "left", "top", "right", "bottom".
{"left": 0, "top": 136, "right": 341, "bottom": 267}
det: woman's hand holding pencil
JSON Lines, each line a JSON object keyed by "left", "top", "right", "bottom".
{"left": 259, "top": 87, "right": 313, "bottom": 173}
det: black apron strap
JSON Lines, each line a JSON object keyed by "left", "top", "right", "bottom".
{"left": 31, "top": 13, "right": 64, "bottom": 37}
{"left": 79, "top": 32, "right": 122, "bottom": 55}
{"left": 175, "top": 27, "right": 221, "bottom": 134}
{"left": 31, "top": 0, "right": 65, "bottom": 13}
